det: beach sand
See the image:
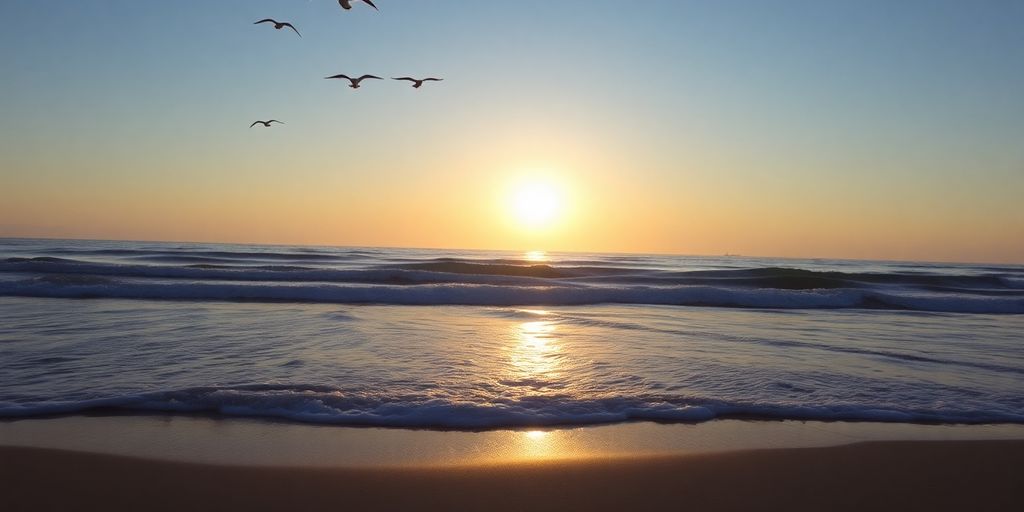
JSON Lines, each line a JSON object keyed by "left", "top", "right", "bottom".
{"left": 3, "top": 440, "right": 1023, "bottom": 511}
{"left": 4, "top": 417, "right": 1024, "bottom": 511}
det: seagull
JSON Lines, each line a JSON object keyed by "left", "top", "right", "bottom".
{"left": 254, "top": 19, "right": 301, "bottom": 37}
{"left": 325, "top": 74, "right": 382, "bottom": 89}
{"left": 250, "top": 120, "right": 284, "bottom": 128}
{"left": 392, "top": 77, "right": 443, "bottom": 89}
{"left": 339, "top": 0, "right": 378, "bottom": 10}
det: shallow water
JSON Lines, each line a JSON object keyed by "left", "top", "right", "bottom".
{"left": 1, "top": 239, "right": 1022, "bottom": 428}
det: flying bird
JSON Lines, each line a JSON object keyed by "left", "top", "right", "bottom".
{"left": 254, "top": 19, "right": 301, "bottom": 37}
{"left": 250, "top": 120, "right": 284, "bottom": 128}
{"left": 338, "top": 0, "right": 378, "bottom": 11}
{"left": 392, "top": 77, "right": 444, "bottom": 89}
{"left": 325, "top": 74, "right": 382, "bottom": 89}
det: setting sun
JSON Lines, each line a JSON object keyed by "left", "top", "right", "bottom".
{"left": 509, "top": 179, "right": 563, "bottom": 230}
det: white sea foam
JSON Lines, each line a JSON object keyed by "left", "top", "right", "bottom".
{"left": 3, "top": 387, "right": 1023, "bottom": 427}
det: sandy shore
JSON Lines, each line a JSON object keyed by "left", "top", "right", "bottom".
{"left": 6, "top": 415, "right": 1024, "bottom": 467}
{"left": 3, "top": 440, "right": 1023, "bottom": 512}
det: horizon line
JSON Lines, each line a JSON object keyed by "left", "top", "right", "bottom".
{"left": 1, "top": 235, "right": 1020, "bottom": 267}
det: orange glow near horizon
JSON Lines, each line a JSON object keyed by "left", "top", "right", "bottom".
{"left": 2, "top": 3, "right": 1024, "bottom": 265}
{"left": 2, "top": 151, "right": 1022, "bottom": 264}
{"left": 3, "top": 161, "right": 1022, "bottom": 264}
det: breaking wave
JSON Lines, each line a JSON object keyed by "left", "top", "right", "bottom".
{"left": 3, "top": 384, "right": 1022, "bottom": 428}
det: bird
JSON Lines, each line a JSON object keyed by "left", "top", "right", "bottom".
{"left": 325, "top": 74, "right": 382, "bottom": 89}
{"left": 250, "top": 120, "right": 284, "bottom": 128}
{"left": 392, "top": 77, "right": 444, "bottom": 89}
{"left": 253, "top": 19, "right": 301, "bottom": 37}
{"left": 339, "top": 0, "right": 378, "bottom": 10}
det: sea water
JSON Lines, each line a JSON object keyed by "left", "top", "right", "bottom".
{"left": 1, "top": 238, "right": 1022, "bottom": 428}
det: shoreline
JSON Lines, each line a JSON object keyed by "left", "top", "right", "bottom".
{"left": 3, "top": 415, "right": 1024, "bottom": 467}
{"left": 5, "top": 415, "right": 1023, "bottom": 510}
{"left": 4, "top": 441, "right": 1023, "bottom": 511}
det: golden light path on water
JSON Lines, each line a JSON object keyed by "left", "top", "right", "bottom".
{"left": 509, "top": 318, "right": 562, "bottom": 383}
{"left": 504, "top": 310, "right": 576, "bottom": 461}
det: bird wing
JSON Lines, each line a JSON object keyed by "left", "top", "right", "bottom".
{"left": 326, "top": 74, "right": 352, "bottom": 80}
{"left": 250, "top": 121, "right": 262, "bottom": 128}
{"left": 363, "top": 0, "right": 379, "bottom": 11}
{"left": 359, "top": 75, "right": 383, "bottom": 80}
{"left": 254, "top": 19, "right": 276, "bottom": 25}
{"left": 422, "top": 78, "right": 443, "bottom": 82}
{"left": 268, "top": 120, "right": 284, "bottom": 125}
{"left": 282, "top": 23, "right": 301, "bottom": 37}
{"left": 392, "top": 77, "right": 416, "bottom": 82}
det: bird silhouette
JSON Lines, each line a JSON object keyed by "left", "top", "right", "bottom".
{"left": 339, "top": 0, "right": 378, "bottom": 11}
{"left": 325, "top": 74, "right": 383, "bottom": 89}
{"left": 250, "top": 120, "right": 284, "bottom": 128}
{"left": 392, "top": 77, "right": 444, "bottom": 89}
{"left": 254, "top": 19, "right": 301, "bottom": 37}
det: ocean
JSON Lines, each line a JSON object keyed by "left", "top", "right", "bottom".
{"left": 1, "top": 238, "right": 1022, "bottom": 428}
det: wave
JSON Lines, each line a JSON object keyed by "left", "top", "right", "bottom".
{"left": 397, "top": 261, "right": 583, "bottom": 278}
{"left": 2, "top": 249, "right": 1022, "bottom": 313}
{"left": 3, "top": 257, "right": 1019, "bottom": 288}
{"left": 2, "top": 384, "right": 1020, "bottom": 428}
{"left": 1, "top": 278, "right": 1022, "bottom": 313}
{"left": 0, "top": 258, "right": 562, "bottom": 286}
{"left": 666, "top": 267, "right": 1014, "bottom": 289}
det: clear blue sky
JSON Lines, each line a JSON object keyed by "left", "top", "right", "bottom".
{"left": 1, "top": 1, "right": 1022, "bottom": 262}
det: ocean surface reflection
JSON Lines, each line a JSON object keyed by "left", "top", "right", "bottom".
{"left": 2, "top": 298, "right": 1023, "bottom": 428}
{"left": 507, "top": 316, "right": 563, "bottom": 390}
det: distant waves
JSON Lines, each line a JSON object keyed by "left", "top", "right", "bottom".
{"left": 1, "top": 243, "right": 1022, "bottom": 313}
{"left": 2, "top": 243, "right": 1022, "bottom": 430}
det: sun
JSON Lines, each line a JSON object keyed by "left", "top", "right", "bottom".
{"left": 509, "top": 180, "right": 562, "bottom": 229}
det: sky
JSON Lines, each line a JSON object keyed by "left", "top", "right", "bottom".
{"left": 1, "top": 0, "right": 1022, "bottom": 263}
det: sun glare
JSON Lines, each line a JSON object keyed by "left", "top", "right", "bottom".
{"left": 525, "top": 250, "right": 547, "bottom": 261}
{"left": 509, "top": 180, "right": 562, "bottom": 230}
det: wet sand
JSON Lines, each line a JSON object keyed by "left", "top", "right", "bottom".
{"left": 3, "top": 440, "right": 1023, "bottom": 512}
{"left": 5, "top": 415, "right": 1024, "bottom": 467}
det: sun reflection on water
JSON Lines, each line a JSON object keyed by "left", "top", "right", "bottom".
{"left": 509, "top": 318, "right": 562, "bottom": 383}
